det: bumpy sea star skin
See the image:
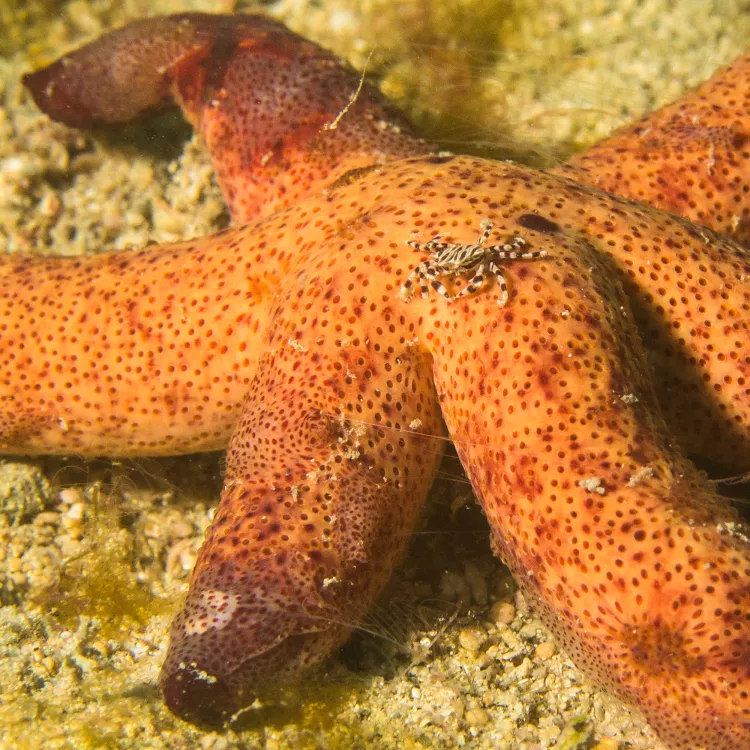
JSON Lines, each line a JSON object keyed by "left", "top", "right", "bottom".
{"left": 15, "top": 13, "right": 750, "bottom": 750}
{"left": 557, "top": 54, "right": 750, "bottom": 244}
{"left": 553, "top": 58, "right": 750, "bottom": 470}
{"left": 163, "top": 158, "right": 750, "bottom": 746}
{"left": 22, "top": 14, "right": 426, "bottom": 223}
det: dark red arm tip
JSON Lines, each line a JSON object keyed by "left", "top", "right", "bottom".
{"left": 21, "top": 15, "right": 202, "bottom": 125}
{"left": 23, "top": 13, "right": 428, "bottom": 221}
{"left": 160, "top": 660, "right": 236, "bottom": 728}
{"left": 21, "top": 13, "right": 287, "bottom": 126}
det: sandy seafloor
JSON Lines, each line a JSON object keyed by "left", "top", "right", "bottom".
{"left": 1, "top": 1, "right": 750, "bottom": 748}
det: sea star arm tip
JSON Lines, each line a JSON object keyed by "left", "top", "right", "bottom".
{"left": 23, "top": 12, "right": 428, "bottom": 223}
{"left": 159, "top": 294, "right": 446, "bottom": 724}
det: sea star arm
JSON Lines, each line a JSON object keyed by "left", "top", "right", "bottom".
{"left": 23, "top": 13, "right": 427, "bottom": 223}
{"left": 10, "top": 6, "right": 431, "bottom": 457}
{"left": 556, "top": 52, "right": 750, "bottom": 243}
{"left": 159, "top": 261, "right": 446, "bottom": 724}
{"left": 24, "top": 15, "right": 750, "bottom": 471}
{"left": 0, "top": 223, "right": 291, "bottom": 456}
{"left": 403, "top": 157, "right": 750, "bottom": 750}
{"left": 435, "top": 231, "right": 750, "bottom": 750}
{"left": 548, "top": 53, "right": 750, "bottom": 471}
{"left": 141, "top": 151, "right": 750, "bottom": 747}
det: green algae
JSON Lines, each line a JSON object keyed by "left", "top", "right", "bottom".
{"left": 553, "top": 716, "right": 593, "bottom": 749}
{"left": 0, "top": 0, "right": 67, "bottom": 57}
{"left": 42, "top": 529, "right": 171, "bottom": 635}
{"left": 29, "top": 488, "right": 171, "bottom": 639}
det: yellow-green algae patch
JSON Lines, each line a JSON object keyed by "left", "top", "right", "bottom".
{"left": 32, "top": 504, "right": 172, "bottom": 636}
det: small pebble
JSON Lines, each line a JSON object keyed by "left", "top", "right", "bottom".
{"left": 61, "top": 502, "right": 85, "bottom": 531}
{"left": 34, "top": 512, "right": 60, "bottom": 526}
{"left": 591, "top": 740, "right": 619, "bottom": 750}
{"left": 58, "top": 488, "right": 83, "bottom": 505}
{"left": 490, "top": 600, "right": 516, "bottom": 625}
{"left": 142, "top": 518, "right": 162, "bottom": 539}
{"left": 534, "top": 641, "right": 556, "bottom": 660}
{"left": 40, "top": 656, "right": 57, "bottom": 673}
{"left": 458, "top": 626, "right": 487, "bottom": 653}
{"left": 465, "top": 707, "right": 489, "bottom": 727}
{"left": 168, "top": 517, "right": 194, "bottom": 539}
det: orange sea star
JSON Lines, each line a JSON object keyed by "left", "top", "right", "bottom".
{"left": 14, "top": 13, "right": 750, "bottom": 749}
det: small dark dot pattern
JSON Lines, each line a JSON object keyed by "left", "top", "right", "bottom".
{"left": 154, "top": 155, "right": 750, "bottom": 747}
{"left": 160, "top": 275, "right": 445, "bottom": 724}
{"left": 408, "top": 159, "right": 750, "bottom": 750}
{"left": 23, "top": 13, "right": 427, "bottom": 224}
{"left": 559, "top": 52, "right": 750, "bottom": 245}
{"left": 18, "top": 16, "right": 750, "bottom": 749}
{"left": 554, "top": 55, "right": 750, "bottom": 469}
{"left": 0, "top": 228, "right": 285, "bottom": 456}
{"left": 544, "top": 165, "right": 750, "bottom": 473}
